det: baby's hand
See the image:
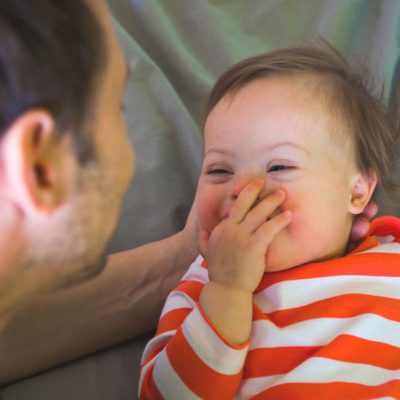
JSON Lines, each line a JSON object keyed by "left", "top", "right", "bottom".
{"left": 198, "top": 179, "right": 292, "bottom": 294}
{"left": 347, "top": 200, "right": 378, "bottom": 252}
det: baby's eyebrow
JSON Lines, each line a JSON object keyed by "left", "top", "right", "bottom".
{"left": 204, "top": 141, "right": 310, "bottom": 159}
{"left": 264, "top": 141, "right": 310, "bottom": 155}
{"left": 204, "top": 148, "right": 234, "bottom": 157}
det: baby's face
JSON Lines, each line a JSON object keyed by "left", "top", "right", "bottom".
{"left": 197, "top": 75, "right": 363, "bottom": 272}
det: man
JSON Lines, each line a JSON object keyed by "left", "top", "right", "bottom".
{"left": 0, "top": 0, "right": 197, "bottom": 384}
{"left": 0, "top": 0, "right": 374, "bottom": 385}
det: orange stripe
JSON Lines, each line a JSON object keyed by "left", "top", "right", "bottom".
{"left": 141, "top": 342, "right": 165, "bottom": 369}
{"left": 174, "top": 279, "right": 204, "bottom": 300}
{"left": 350, "top": 236, "right": 380, "bottom": 254}
{"left": 264, "top": 293, "right": 400, "bottom": 327}
{"left": 166, "top": 327, "right": 242, "bottom": 399}
{"left": 369, "top": 216, "right": 400, "bottom": 241}
{"left": 318, "top": 334, "right": 400, "bottom": 370}
{"left": 253, "top": 303, "right": 267, "bottom": 321}
{"left": 256, "top": 252, "right": 400, "bottom": 293}
{"left": 156, "top": 280, "right": 204, "bottom": 335}
{"left": 244, "top": 346, "right": 321, "bottom": 377}
{"left": 252, "top": 380, "right": 400, "bottom": 399}
{"left": 140, "top": 363, "right": 165, "bottom": 400}
{"left": 157, "top": 308, "right": 192, "bottom": 335}
{"left": 244, "top": 335, "right": 400, "bottom": 378}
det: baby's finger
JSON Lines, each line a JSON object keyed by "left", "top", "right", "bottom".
{"left": 244, "top": 190, "right": 286, "bottom": 232}
{"left": 253, "top": 210, "right": 292, "bottom": 247}
{"left": 229, "top": 179, "right": 264, "bottom": 223}
{"left": 361, "top": 200, "right": 378, "bottom": 220}
{"left": 348, "top": 215, "right": 370, "bottom": 243}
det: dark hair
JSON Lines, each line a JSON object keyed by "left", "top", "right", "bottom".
{"left": 204, "top": 43, "right": 400, "bottom": 213}
{"left": 0, "top": 0, "right": 107, "bottom": 162}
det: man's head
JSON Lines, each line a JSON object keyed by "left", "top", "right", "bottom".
{"left": 197, "top": 44, "right": 398, "bottom": 271}
{"left": 0, "top": 0, "right": 105, "bottom": 161}
{"left": 0, "top": 0, "right": 134, "bottom": 292}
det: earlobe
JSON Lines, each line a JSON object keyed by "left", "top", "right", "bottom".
{"left": 349, "top": 170, "right": 377, "bottom": 215}
{"left": 1, "top": 109, "right": 76, "bottom": 213}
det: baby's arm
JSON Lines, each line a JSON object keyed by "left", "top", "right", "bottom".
{"left": 199, "top": 180, "right": 291, "bottom": 345}
{"left": 139, "top": 258, "right": 250, "bottom": 399}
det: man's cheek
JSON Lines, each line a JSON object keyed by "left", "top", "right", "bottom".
{"left": 198, "top": 205, "right": 217, "bottom": 232}
{"left": 197, "top": 194, "right": 221, "bottom": 232}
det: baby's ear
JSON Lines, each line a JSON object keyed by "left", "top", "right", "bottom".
{"left": 349, "top": 169, "right": 377, "bottom": 215}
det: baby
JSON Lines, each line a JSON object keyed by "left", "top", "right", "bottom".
{"left": 140, "top": 44, "right": 400, "bottom": 399}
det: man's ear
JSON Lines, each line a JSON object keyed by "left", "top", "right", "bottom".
{"left": 1, "top": 109, "right": 77, "bottom": 213}
{"left": 349, "top": 169, "right": 378, "bottom": 215}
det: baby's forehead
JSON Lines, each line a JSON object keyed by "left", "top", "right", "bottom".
{"left": 249, "top": 71, "right": 339, "bottom": 101}
{"left": 208, "top": 73, "right": 357, "bottom": 156}
{"left": 254, "top": 72, "right": 355, "bottom": 142}
{"left": 225, "top": 71, "right": 345, "bottom": 115}
{"left": 229, "top": 71, "right": 353, "bottom": 123}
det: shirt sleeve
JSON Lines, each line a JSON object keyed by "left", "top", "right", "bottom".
{"left": 139, "top": 257, "right": 249, "bottom": 400}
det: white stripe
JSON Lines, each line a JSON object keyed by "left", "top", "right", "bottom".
{"left": 182, "top": 306, "right": 249, "bottom": 375}
{"left": 361, "top": 242, "right": 400, "bottom": 254}
{"left": 160, "top": 290, "right": 194, "bottom": 318}
{"left": 153, "top": 349, "right": 201, "bottom": 400}
{"left": 255, "top": 275, "right": 400, "bottom": 313}
{"left": 375, "top": 235, "right": 396, "bottom": 244}
{"left": 279, "top": 356, "right": 399, "bottom": 386}
{"left": 238, "top": 374, "right": 285, "bottom": 399}
{"left": 181, "top": 255, "right": 209, "bottom": 284}
{"left": 161, "top": 256, "right": 208, "bottom": 318}
{"left": 140, "top": 330, "right": 174, "bottom": 366}
{"left": 250, "top": 314, "right": 400, "bottom": 349}
{"left": 138, "top": 352, "right": 155, "bottom": 395}
{"left": 371, "top": 398, "right": 397, "bottom": 400}
{"left": 239, "top": 358, "right": 399, "bottom": 399}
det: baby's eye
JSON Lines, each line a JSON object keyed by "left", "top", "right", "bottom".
{"left": 208, "top": 168, "right": 231, "bottom": 175}
{"left": 268, "top": 165, "right": 295, "bottom": 173}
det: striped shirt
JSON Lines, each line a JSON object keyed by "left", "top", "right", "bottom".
{"left": 139, "top": 216, "right": 400, "bottom": 399}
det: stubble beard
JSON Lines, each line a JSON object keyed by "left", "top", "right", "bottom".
{"left": 19, "top": 162, "right": 121, "bottom": 292}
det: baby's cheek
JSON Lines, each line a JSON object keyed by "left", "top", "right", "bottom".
{"left": 280, "top": 199, "right": 304, "bottom": 237}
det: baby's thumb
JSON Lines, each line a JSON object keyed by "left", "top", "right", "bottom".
{"left": 198, "top": 230, "right": 210, "bottom": 259}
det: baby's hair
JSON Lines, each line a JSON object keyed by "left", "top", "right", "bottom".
{"left": 204, "top": 42, "right": 400, "bottom": 213}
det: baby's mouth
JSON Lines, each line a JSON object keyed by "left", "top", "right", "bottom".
{"left": 220, "top": 208, "right": 285, "bottom": 222}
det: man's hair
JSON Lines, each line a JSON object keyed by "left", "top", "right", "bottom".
{"left": 0, "top": 0, "right": 107, "bottom": 162}
{"left": 204, "top": 43, "right": 400, "bottom": 213}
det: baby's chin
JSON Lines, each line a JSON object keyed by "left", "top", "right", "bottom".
{"left": 264, "top": 253, "right": 299, "bottom": 273}
{"left": 261, "top": 224, "right": 304, "bottom": 272}
{"left": 264, "top": 245, "right": 346, "bottom": 273}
